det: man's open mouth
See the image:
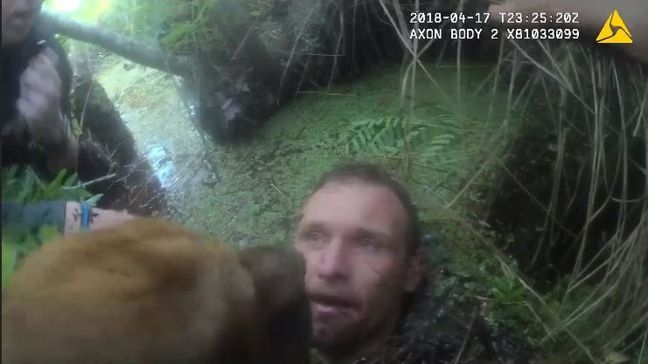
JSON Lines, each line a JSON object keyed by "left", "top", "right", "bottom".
{"left": 310, "top": 293, "right": 359, "bottom": 318}
{"left": 310, "top": 293, "right": 356, "bottom": 307}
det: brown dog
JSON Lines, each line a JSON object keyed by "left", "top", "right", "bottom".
{"left": 2, "top": 218, "right": 311, "bottom": 364}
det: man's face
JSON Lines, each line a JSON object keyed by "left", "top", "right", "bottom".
{"left": 294, "top": 181, "right": 416, "bottom": 353}
{"left": 2, "top": 0, "right": 43, "bottom": 47}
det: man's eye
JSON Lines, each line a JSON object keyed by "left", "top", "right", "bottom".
{"left": 302, "top": 231, "right": 325, "bottom": 244}
{"left": 357, "top": 238, "right": 380, "bottom": 251}
{"left": 308, "top": 232, "right": 323, "bottom": 241}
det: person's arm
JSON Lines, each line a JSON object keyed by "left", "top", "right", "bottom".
{"left": 16, "top": 47, "right": 79, "bottom": 173}
{"left": 2, "top": 201, "right": 133, "bottom": 234}
{"left": 62, "top": 201, "right": 134, "bottom": 233}
{"left": 489, "top": 0, "right": 648, "bottom": 63}
{"left": 2, "top": 201, "right": 67, "bottom": 232}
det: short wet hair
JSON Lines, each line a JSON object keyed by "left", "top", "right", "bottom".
{"left": 310, "top": 162, "right": 421, "bottom": 255}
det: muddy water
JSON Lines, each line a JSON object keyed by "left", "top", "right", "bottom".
{"left": 97, "top": 59, "right": 216, "bottom": 224}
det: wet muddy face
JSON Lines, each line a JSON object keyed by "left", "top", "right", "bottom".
{"left": 294, "top": 182, "right": 411, "bottom": 353}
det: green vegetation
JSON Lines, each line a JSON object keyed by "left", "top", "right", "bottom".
{"left": 1, "top": 166, "right": 100, "bottom": 289}
{"left": 489, "top": 41, "right": 647, "bottom": 363}
{"left": 2, "top": 166, "right": 98, "bottom": 204}
{"left": 158, "top": 0, "right": 220, "bottom": 54}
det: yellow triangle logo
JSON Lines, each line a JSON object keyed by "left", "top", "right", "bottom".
{"left": 596, "top": 10, "right": 633, "bottom": 44}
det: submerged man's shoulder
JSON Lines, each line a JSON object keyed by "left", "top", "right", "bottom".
{"left": 360, "top": 274, "right": 533, "bottom": 364}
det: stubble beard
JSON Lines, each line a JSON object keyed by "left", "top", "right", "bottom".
{"left": 313, "top": 305, "right": 401, "bottom": 362}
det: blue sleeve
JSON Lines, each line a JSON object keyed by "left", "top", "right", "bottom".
{"left": 2, "top": 201, "right": 66, "bottom": 232}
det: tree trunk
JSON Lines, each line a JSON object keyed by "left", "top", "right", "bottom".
{"left": 39, "top": 10, "right": 193, "bottom": 78}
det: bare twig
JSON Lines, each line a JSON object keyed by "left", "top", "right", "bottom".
{"left": 63, "top": 173, "right": 117, "bottom": 189}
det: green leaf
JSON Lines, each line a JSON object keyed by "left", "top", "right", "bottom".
{"left": 2, "top": 243, "right": 18, "bottom": 290}
{"left": 351, "top": 139, "right": 360, "bottom": 152}
{"left": 369, "top": 142, "right": 379, "bottom": 154}
{"left": 43, "top": 169, "right": 67, "bottom": 198}
{"left": 84, "top": 193, "right": 104, "bottom": 206}
{"left": 430, "top": 134, "right": 455, "bottom": 144}
{"left": 358, "top": 130, "right": 368, "bottom": 145}
{"left": 37, "top": 225, "right": 60, "bottom": 244}
{"left": 3, "top": 167, "right": 99, "bottom": 202}
{"left": 17, "top": 174, "right": 36, "bottom": 202}
{"left": 64, "top": 172, "right": 79, "bottom": 187}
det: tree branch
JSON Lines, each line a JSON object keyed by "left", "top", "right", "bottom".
{"left": 39, "top": 10, "right": 193, "bottom": 78}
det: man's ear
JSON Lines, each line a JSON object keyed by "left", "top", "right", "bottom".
{"left": 404, "top": 248, "right": 427, "bottom": 293}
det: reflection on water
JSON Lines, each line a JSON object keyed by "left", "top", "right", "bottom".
{"left": 99, "top": 60, "right": 218, "bottom": 224}
{"left": 145, "top": 145, "right": 176, "bottom": 189}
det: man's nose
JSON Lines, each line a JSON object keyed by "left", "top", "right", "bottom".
{"left": 315, "top": 238, "right": 350, "bottom": 281}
